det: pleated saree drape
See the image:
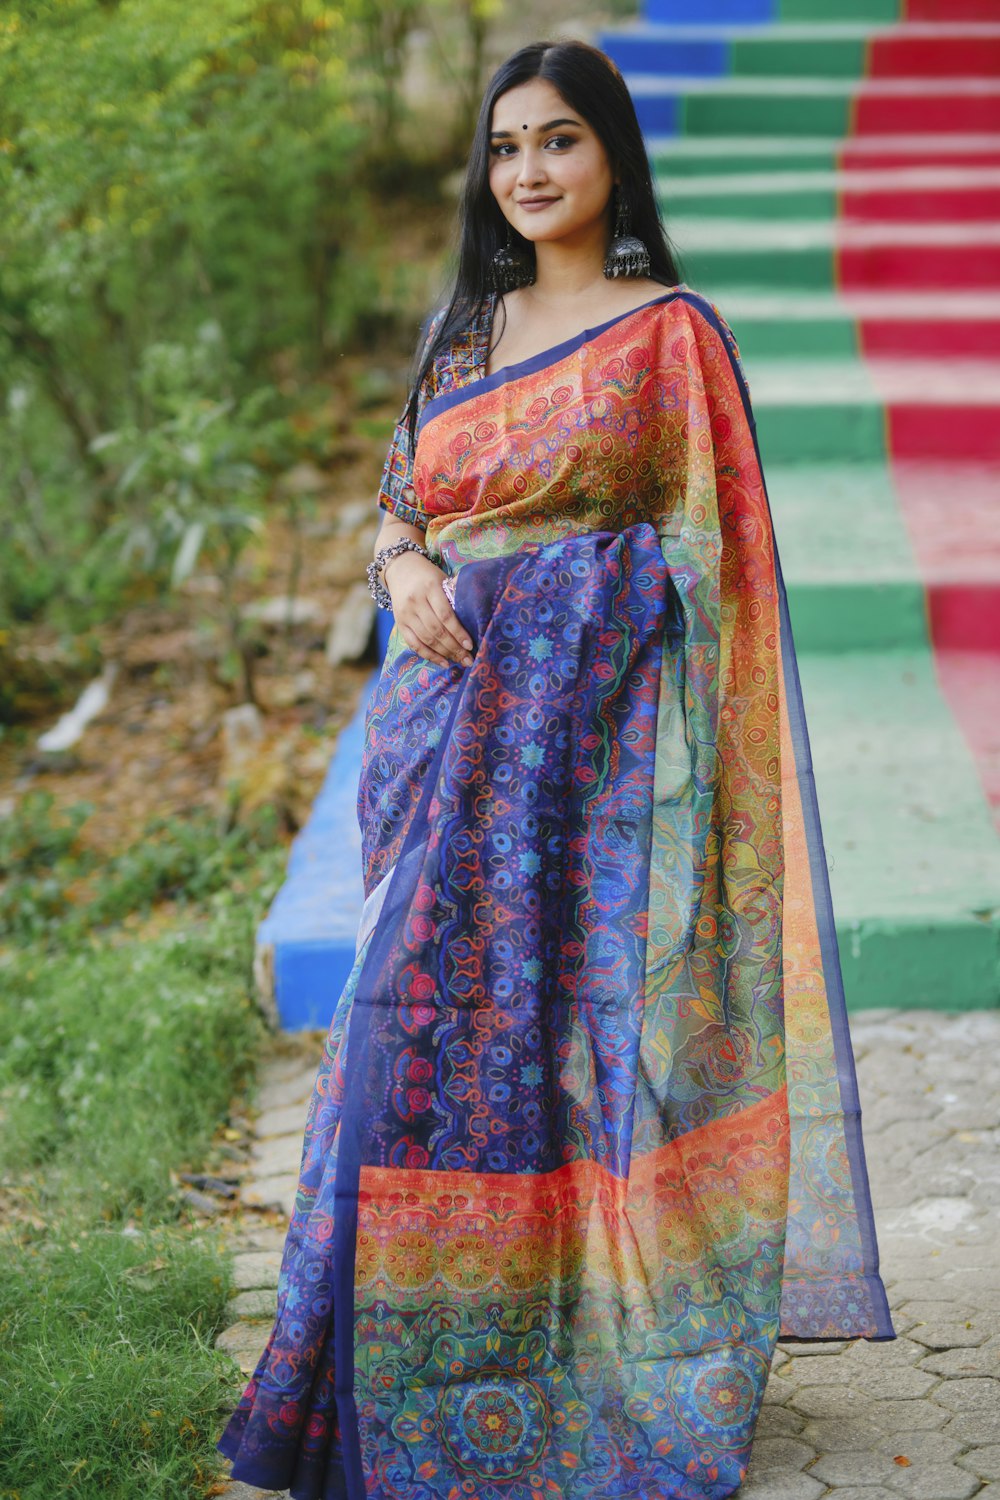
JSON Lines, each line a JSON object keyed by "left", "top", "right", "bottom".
{"left": 218, "top": 287, "right": 893, "bottom": 1500}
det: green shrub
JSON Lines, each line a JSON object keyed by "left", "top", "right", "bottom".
{"left": 0, "top": 797, "right": 283, "bottom": 946}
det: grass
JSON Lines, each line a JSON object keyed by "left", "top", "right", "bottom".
{"left": 0, "top": 893, "right": 272, "bottom": 1218}
{"left": 0, "top": 805, "right": 287, "bottom": 1497}
{"left": 0, "top": 1229, "right": 235, "bottom": 1500}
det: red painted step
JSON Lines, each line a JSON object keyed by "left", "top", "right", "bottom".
{"left": 894, "top": 463, "right": 1000, "bottom": 604}
{"left": 929, "top": 585, "right": 1000, "bottom": 652}
{"left": 854, "top": 93, "right": 1000, "bottom": 136}
{"left": 859, "top": 319, "right": 1000, "bottom": 357}
{"left": 839, "top": 242, "right": 1000, "bottom": 292}
{"left": 906, "top": 0, "right": 1000, "bottom": 18}
{"left": 888, "top": 406, "right": 1000, "bottom": 463}
{"left": 891, "top": 461, "right": 1000, "bottom": 823}
{"left": 842, "top": 187, "right": 1000, "bottom": 223}
{"left": 870, "top": 36, "right": 1000, "bottom": 77}
{"left": 928, "top": 651, "right": 1000, "bottom": 823}
{"left": 840, "top": 149, "right": 1000, "bottom": 170}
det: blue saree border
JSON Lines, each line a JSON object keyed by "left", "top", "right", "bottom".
{"left": 685, "top": 292, "right": 894, "bottom": 1342}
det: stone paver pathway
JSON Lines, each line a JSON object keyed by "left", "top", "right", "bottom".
{"left": 215, "top": 1009, "right": 1000, "bottom": 1497}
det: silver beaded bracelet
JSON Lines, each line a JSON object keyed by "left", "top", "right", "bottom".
{"left": 366, "top": 538, "right": 432, "bottom": 610}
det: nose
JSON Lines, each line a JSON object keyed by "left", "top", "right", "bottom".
{"left": 516, "top": 145, "right": 548, "bottom": 188}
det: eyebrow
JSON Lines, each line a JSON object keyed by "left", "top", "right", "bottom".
{"left": 489, "top": 117, "right": 581, "bottom": 139}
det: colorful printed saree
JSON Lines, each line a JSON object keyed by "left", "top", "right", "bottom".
{"left": 217, "top": 287, "right": 893, "bottom": 1500}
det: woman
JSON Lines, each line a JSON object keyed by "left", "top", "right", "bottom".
{"left": 217, "top": 38, "right": 893, "bottom": 1500}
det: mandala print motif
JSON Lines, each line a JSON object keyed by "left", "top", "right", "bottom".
{"left": 392, "top": 1327, "right": 591, "bottom": 1500}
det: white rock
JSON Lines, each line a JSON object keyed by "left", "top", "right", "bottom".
{"left": 242, "top": 596, "right": 325, "bottom": 628}
{"left": 326, "top": 582, "right": 376, "bottom": 665}
{"left": 336, "top": 499, "right": 372, "bottom": 535}
{"left": 37, "top": 663, "right": 118, "bottom": 753}
{"left": 277, "top": 461, "right": 328, "bottom": 496}
{"left": 221, "top": 703, "right": 264, "bottom": 781}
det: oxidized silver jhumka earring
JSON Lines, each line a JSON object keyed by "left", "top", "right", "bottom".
{"left": 490, "top": 222, "right": 535, "bottom": 294}
{"left": 603, "top": 184, "right": 651, "bottom": 279}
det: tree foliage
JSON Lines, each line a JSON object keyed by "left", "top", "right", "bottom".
{"left": 0, "top": 0, "right": 489, "bottom": 634}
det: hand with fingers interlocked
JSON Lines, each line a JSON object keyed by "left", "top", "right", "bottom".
{"left": 377, "top": 500, "right": 474, "bottom": 670}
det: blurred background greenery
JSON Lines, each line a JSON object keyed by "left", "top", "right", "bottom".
{"left": 1, "top": 0, "right": 482, "bottom": 646}
{"left": 0, "top": 0, "right": 633, "bottom": 655}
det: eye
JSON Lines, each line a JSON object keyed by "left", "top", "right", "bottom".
{"left": 490, "top": 143, "right": 516, "bottom": 157}
{"left": 545, "top": 135, "right": 574, "bottom": 149}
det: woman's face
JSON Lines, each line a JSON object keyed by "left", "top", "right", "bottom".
{"left": 487, "top": 77, "right": 615, "bottom": 251}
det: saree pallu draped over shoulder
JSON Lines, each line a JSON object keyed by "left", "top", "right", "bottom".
{"left": 218, "top": 288, "right": 893, "bottom": 1500}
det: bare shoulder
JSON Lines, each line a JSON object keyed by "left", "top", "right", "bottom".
{"left": 603, "top": 277, "right": 678, "bottom": 317}
{"left": 616, "top": 276, "right": 677, "bottom": 307}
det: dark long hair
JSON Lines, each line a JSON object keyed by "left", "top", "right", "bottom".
{"left": 401, "top": 39, "right": 681, "bottom": 452}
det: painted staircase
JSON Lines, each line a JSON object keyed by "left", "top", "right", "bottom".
{"left": 259, "top": 0, "right": 1000, "bottom": 1028}
{"left": 598, "top": 0, "right": 1000, "bottom": 1012}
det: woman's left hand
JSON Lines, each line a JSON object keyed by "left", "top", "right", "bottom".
{"left": 384, "top": 549, "right": 475, "bottom": 669}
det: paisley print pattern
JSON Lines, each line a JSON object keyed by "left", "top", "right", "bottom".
{"left": 217, "top": 288, "right": 893, "bottom": 1500}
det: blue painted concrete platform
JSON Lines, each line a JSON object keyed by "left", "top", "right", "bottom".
{"left": 257, "top": 674, "right": 373, "bottom": 1030}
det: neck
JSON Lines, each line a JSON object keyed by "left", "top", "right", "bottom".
{"left": 527, "top": 218, "right": 611, "bottom": 301}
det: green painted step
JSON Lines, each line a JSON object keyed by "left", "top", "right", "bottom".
{"left": 683, "top": 243, "right": 834, "bottom": 289}
{"left": 731, "top": 36, "right": 866, "bottom": 77}
{"left": 769, "top": 463, "right": 928, "bottom": 652}
{"left": 757, "top": 400, "right": 886, "bottom": 463}
{"left": 729, "top": 316, "right": 858, "bottom": 360}
{"left": 690, "top": 289, "right": 863, "bottom": 360}
{"left": 653, "top": 145, "right": 842, "bottom": 178}
{"left": 660, "top": 186, "right": 839, "bottom": 220}
{"left": 674, "top": 222, "right": 842, "bottom": 290}
{"left": 779, "top": 0, "right": 900, "bottom": 18}
{"left": 734, "top": 357, "right": 886, "bottom": 463}
{"left": 648, "top": 136, "right": 1000, "bottom": 178}
{"left": 801, "top": 647, "right": 1000, "bottom": 1011}
{"left": 680, "top": 92, "right": 851, "bottom": 137}
{"left": 627, "top": 77, "right": 887, "bottom": 138}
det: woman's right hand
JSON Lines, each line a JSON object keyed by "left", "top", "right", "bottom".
{"left": 384, "top": 550, "right": 474, "bottom": 669}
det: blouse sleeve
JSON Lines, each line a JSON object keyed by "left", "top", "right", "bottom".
{"left": 376, "top": 303, "right": 449, "bottom": 528}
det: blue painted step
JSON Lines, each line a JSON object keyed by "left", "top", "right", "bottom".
{"left": 598, "top": 35, "right": 731, "bottom": 76}
{"left": 255, "top": 609, "right": 393, "bottom": 1030}
{"left": 645, "top": 0, "right": 773, "bottom": 22}
{"left": 631, "top": 93, "right": 681, "bottom": 136}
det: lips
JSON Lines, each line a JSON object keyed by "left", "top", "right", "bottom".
{"left": 518, "top": 197, "right": 559, "bottom": 208}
